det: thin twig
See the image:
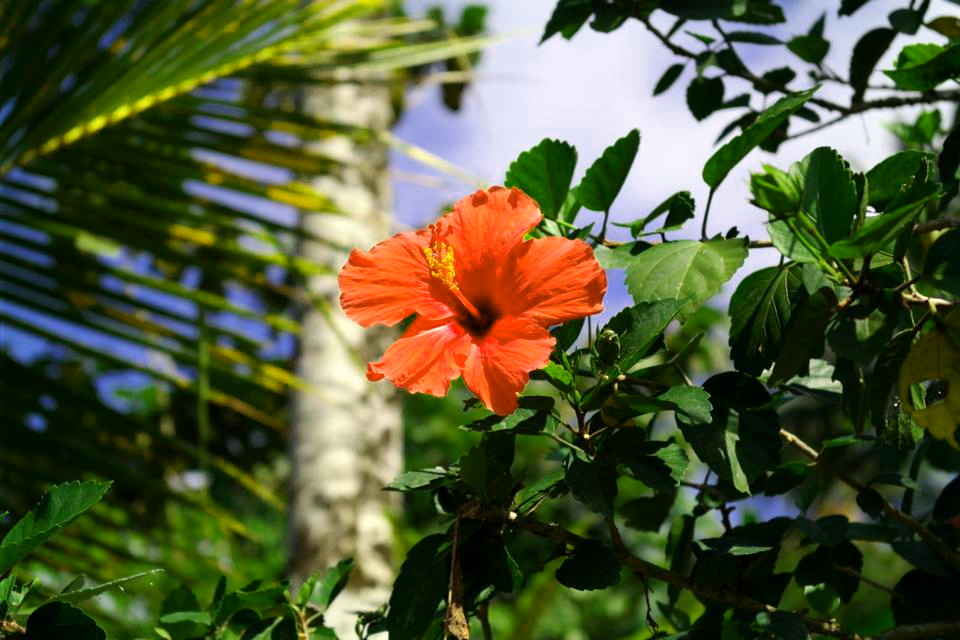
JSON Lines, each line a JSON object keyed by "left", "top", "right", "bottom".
{"left": 511, "top": 515, "right": 960, "bottom": 640}
{"left": 779, "top": 428, "right": 960, "bottom": 575}
{"left": 514, "top": 517, "right": 864, "bottom": 640}
{"left": 477, "top": 602, "right": 493, "bottom": 640}
{"left": 637, "top": 15, "right": 960, "bottom": 125}
{"left": 832, "top": 563, "right": 900, "bottom": 599}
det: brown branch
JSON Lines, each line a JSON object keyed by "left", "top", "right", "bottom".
{"left": 875, "top": 622, "right": 960, "bottom": 640}
{"left": 511, "top": 515, "right": 960, "bottom": 640}
{"left": 1, "top": 620, "right": 27, "bottom": 635}
{"left": 832, "top": 563, "right": 899, "bottom": 599}
{"left": 513, "top": 516, "right": 865, "bottom": 640}
{"left": 779, "top": 428, "right": 960, "bottom": 575}
{"left": 637, "top": 15, "right": 960, "bottom": 128}
{"left": 915, "top": 216, "right": 960, "bottom": 234}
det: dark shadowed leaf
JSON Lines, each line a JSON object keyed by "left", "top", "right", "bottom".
{"left": 541, "top": 0, "right": 593, "bottom": 42}
{"left": 677, "top": 373, "right": 780, "bottom": 494}
{"left": 686, "top": 77, "right": 725, "bottom": 121}
{"left": 892, "top": 569, "right": 960, "bottom": 625}
{"left": 769, "top": 287, "right": 838, "bottom": 385}
{"left": 556, "top": 540, "right": 621, "bottom": 591}
{"left": 566, "top": 455, "right": 617, "bottom": 517}
{"left": 850, "top": 28, "right": 897, "bottom": 103}
{"left": 26, "top": 602, "right": 105, "bottom": 640}
{"left": 387, "top": 535, "right": 449, "bottom": 640}
{"left": 924, "top": 228, "right": 960, "bottom": 295}
{"left": 654, "top": 63, "right": 686, "bottom": 96}
{"left": 729, "top": 264, "right": 804, "bottom": 377}
{"left": 621, "top": 492, "right": 676, "bottom": 532}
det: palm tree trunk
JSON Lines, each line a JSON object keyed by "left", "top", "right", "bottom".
{"left": 289, "top": 75, "right": 402, "bottom": 636}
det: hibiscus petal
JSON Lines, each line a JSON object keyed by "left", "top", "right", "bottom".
{"left": 462, "top": 317, "right": 555, "bottom": 415}
{"left": 339, "top": 229, "right": 454, "bottom": 327}
{"left": 502, "top": 236, "right": 607, "bottom": 325}
{"left": 441, "top": 187, "right": 542, "bottom": 282}
{"left": 367, "top": 318, "right": 472, "bottom": 397}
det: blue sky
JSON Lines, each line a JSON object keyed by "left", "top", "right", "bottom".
{"left": 391, "top": 0, "right": 955, "bottom": 316}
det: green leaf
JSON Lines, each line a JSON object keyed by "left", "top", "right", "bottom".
{"left": 703, "top": 87, "right": 819, "bottom": 189}
{"left": 655, "top": 385, "right": 713, "bottom": 424}
{"left": 729, "top": 264, "right": 804, "bottom": 376}
{"left": 787, "top": 14, "right": 830, "bottom": 64}
{"left": 313, "top": 558, "right": 354, "bottom": 611}
{"left": 801, "top": 147, "right": 858, "bottom": 244}
{"left": 387, "top": 534, "right": 449, "bottom": 640}
{"left": 654, "top": 63, "right": 685, "bottom": 96}
{"left": 624, "top": 239, "right": 748, "bottom": 321}
{"left": 565, "top": 456, "right": 617, "bottom": 517}
{"left": 694, "top": 538, "right": 772, "bottom": 556}
{"left": 677, "top": 373, "right": 780, "bottom": 494}
{"left": 50, "top": 569, "right": 163, "bottom": 605}
{"left": 576, "top": 129, "right": 640, "bottom": 212}
{"left": 829, "top": 182, "right": 940, "bottom": 259}
{"left": 25, "top": 602, "right": 105, "bottom": 640}
{"left": 769, "top": 287, "right": 838, "bottom": 385}
{"left": 463, "top": 401, "right": 558, "bottom": 434}
{"left": 505, "top": 139, "right": 578, "bottom": 217}
{"left": 865, "top": 150, "right": 934, "bottom": 210}
{"left": 627, "top": 442, "right": 690, "bottom": 492}
{"left": 556, "top": 540, "right": 621, "bottom": 591}
{"left": 596, "top": 299, "right": 685, "bottom": 378}
{"left": 885, "top": 41, "right": 960, "bottom": 90}
{"left": 385, "top": 468, "right": 452, "bottom": 492}
{"left": 0, "top": 480, "right": 111, "bottom": 575}
{"left": 686, "top": 77, "right": 725, "bottom": 121}
{"left": 538, "top": 361, "right": 574, "bottom": 391}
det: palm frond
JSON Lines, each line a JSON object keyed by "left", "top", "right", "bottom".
{"left": 0, "top": 0, "right": 489, "bottom": 627}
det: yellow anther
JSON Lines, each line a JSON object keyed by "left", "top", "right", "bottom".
{"left": 423, "top": 242, "right": 459, "bottom": 290}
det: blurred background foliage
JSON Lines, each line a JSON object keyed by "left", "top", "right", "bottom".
{"left": 0, "top": 0, "right": 491, "bottom": 635}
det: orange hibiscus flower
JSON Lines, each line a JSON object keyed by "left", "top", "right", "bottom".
{"left": 338, "top": 186, "right": 607, "bottom": 415}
